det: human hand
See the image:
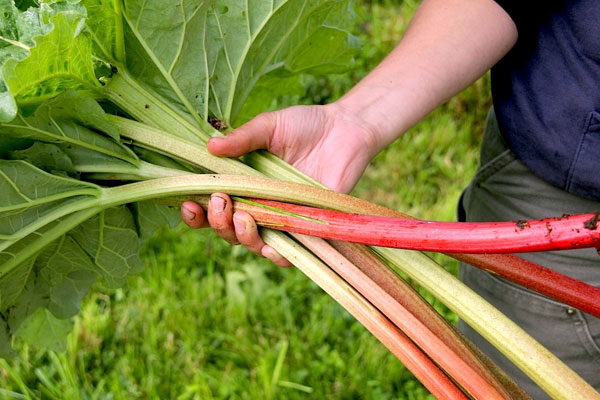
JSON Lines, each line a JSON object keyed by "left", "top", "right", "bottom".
{"left": 181, "top": 102, "right": 381, "bottom": 266}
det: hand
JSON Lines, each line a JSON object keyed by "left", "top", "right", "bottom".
{"left": 181, "top": 102, "right": 381, "bottom": 266}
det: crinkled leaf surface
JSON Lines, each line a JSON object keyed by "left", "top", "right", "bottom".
{"left": 37, "top": 235, "right": 98, "bottom": 318}
{"left": 133, "top": 200, "right": 181, "bottom": 242}
{"left": 82, "top": 0, "right": 124, "bottom": 63}
{"left": 70, "top": 207, "right": 142, "bottom": 288}
{"left": 0, "top": 0, "right": 48, "bottom": 122}
{"left": 14, "top": 308, "right": 72, "bottom": 353}
{"left": 116, "top": 0, "right": 358, "bottom": 127}
{"left": 0, "top": 256, "right": 34, "bottom": 313}
{"left": 0, "top": 204, "right": 141, "bottom": 355}
{"left": 2, "top": 10, "right": 100, "bottom": 118}
{"left": 3, "top": 0, "right": 358, "bottom": 128}
{"left": 0, "top": 91, "right": 139, "bottom": 164}
{"left": 9, "top": 141, "right": 76, "bottom": 174}
{"left": 0, "top": 160, "right": 99, "bottom": 212}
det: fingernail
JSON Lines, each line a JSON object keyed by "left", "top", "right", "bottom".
{"left": 181, "top": 206, "right": 196, "bottom": 221}
{"left": 210, "top": 195, "right": 226, "bottom": 213}
{"left": 234, "top": 213, "right": 246, "bottom": 234}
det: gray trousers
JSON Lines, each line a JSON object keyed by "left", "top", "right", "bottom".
{"left": 458, "top": 109, "right": 600, "bottom": 399}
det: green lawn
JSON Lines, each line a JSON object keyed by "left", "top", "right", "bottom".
{"left": 0, "top": 1, "right": 489, "bottom": 399}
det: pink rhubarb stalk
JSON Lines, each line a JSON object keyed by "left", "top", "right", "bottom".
{"left": 261, "top": 232, "right": 469, "bottom": 400}
{"left": 330, "top": 241, "right": 532, "bottom": 400}
{"left": 297, "top": 235, "right": 515, "bottom": 400}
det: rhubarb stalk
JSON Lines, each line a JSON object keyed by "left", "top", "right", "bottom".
{"left": 295, "top": 234, "right": 512, "bottom": 400}
{"left": 240, "top": 199, "right": 600, "bottom": 254}
{"left": 261, "top": 230, "right": 469, "bottom": 400}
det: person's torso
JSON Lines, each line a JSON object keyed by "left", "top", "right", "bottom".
{"left": 491, "top": 0, "right": 600, "bottom": 201}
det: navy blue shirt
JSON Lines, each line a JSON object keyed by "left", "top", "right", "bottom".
{"left": 492, "top": 1, "right": 600, "bottom": 201}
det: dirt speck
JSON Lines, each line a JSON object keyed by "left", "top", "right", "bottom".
{"left": 515, "top": 220, "right": 529, "bottom": 230}
{"left": 545, "top": 222, "right": 553, "bottom": 240}
{"left": 583, "top": 212, "right": 599, "bottom": 231}
{"left": 208, "top": 117, "right": 228, "bottom": 131}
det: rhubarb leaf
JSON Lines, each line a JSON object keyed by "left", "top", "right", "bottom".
{"left": 0, "top": 160, "right": 100, "bottom": 212}
{"left": 2, "top": 11, "right": 100, "bottom": 115}
{"left": 82, "top": 0, "right": 125, "bottom": 63}
{"left": 0, "top": 0, "right": 47, "bottom": 122}
{"left": 70, "top": 207, "right": 142, "bottom": 288}
{"left": 37, "top": 235, "right": 98, "bottom": 318}
{"left": 0, "top": 92, "right": 139, "bottom": 164}
{"left": 133, "top": 201, "right": 181, "bottom": 241}
{"left": 60, "top": 144, "right": 139, "bottom": 176}
{"left": 118, "top": 0, "right": 358, "bottom": 127}
{"left": 0, "top": 160, "right": 100, "bottom": 254}
{"left": 0, "top": 205, "right": 142, "bottom": 354}
{"left": 9, "top": 142, "right": 76, "bottom": 174}
{"left": 0, "top": 320, "right": 14, "bottom": 358}
{"left": 14, "top": 308, "right": 72, "bottom": 352}
{"left": 0, "top": 256, "right": 34, "bottom": 312}
{"left": 0, "top": 197, "right": 86, "bottom": 244}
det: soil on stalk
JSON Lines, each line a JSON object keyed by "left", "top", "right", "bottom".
{"left": 584, "top": 212, "right": 599, "bottom": 231}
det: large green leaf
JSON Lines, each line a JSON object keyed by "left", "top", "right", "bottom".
{"left": 3, "top": 0, "right": 358, "bottom": 129}
{"left": 0, "top": 197, "right": 86, "bottom": 243}
{"left": 70, "top": 206, "right": 142, "bottom": 288}
{"left": 13, "top": 308, "right": 72, "bottom": 352}
{"left": 118, "top": 0, "right": 358, "bottom": 126}
{"left": 0, "top": 160, "right": 99, "bottom": 212}
{"left": 0, "top": 160, "right": 99, "bottom": 255}
{"left": 0, "top": 256, "right": 34, "bottom": 312}
{"left": 2, "top": 10, "right": 100, "bottom": 116}
{"left": 0, "top": 204, "right": 142, "bottom": 354}
{"left": 82, "top": 0, "right": 125, "bottom": 63}
{"left": 0, "top": 0, "right": 48, "bottom": 122}
{"left": 0, "top": 91, "right": 139, "bottom": 164}
{"left": 9, "top": 141, "right": 76, "bottom": 174}
{"left": 37, "top": 235, "right": 98, "bottom": 318}
{"left": 133, "top": 200, "right": 181, "bottom": 242}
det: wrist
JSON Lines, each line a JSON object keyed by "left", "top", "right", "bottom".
{"left": 325, "top": 100, "right": 389, "bottom": 160}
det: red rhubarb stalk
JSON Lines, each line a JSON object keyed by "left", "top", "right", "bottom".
{"left": 244, "top": 199, "right": 600, "bottom": 254}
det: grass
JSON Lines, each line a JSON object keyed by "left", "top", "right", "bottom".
{"left": 0, "top": 1, "right": 489, "bottom": 398}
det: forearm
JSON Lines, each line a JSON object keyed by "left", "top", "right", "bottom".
{"left": 335, "top": 0, "right": 517, "bottom": 153}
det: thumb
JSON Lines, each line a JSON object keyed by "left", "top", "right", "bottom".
{"left": 207, "top": 112, "right": 276, "bottom": 157}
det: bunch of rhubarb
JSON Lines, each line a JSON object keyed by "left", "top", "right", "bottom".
{"left": 1, "top": 1, "right": 598, "bottom": 399}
